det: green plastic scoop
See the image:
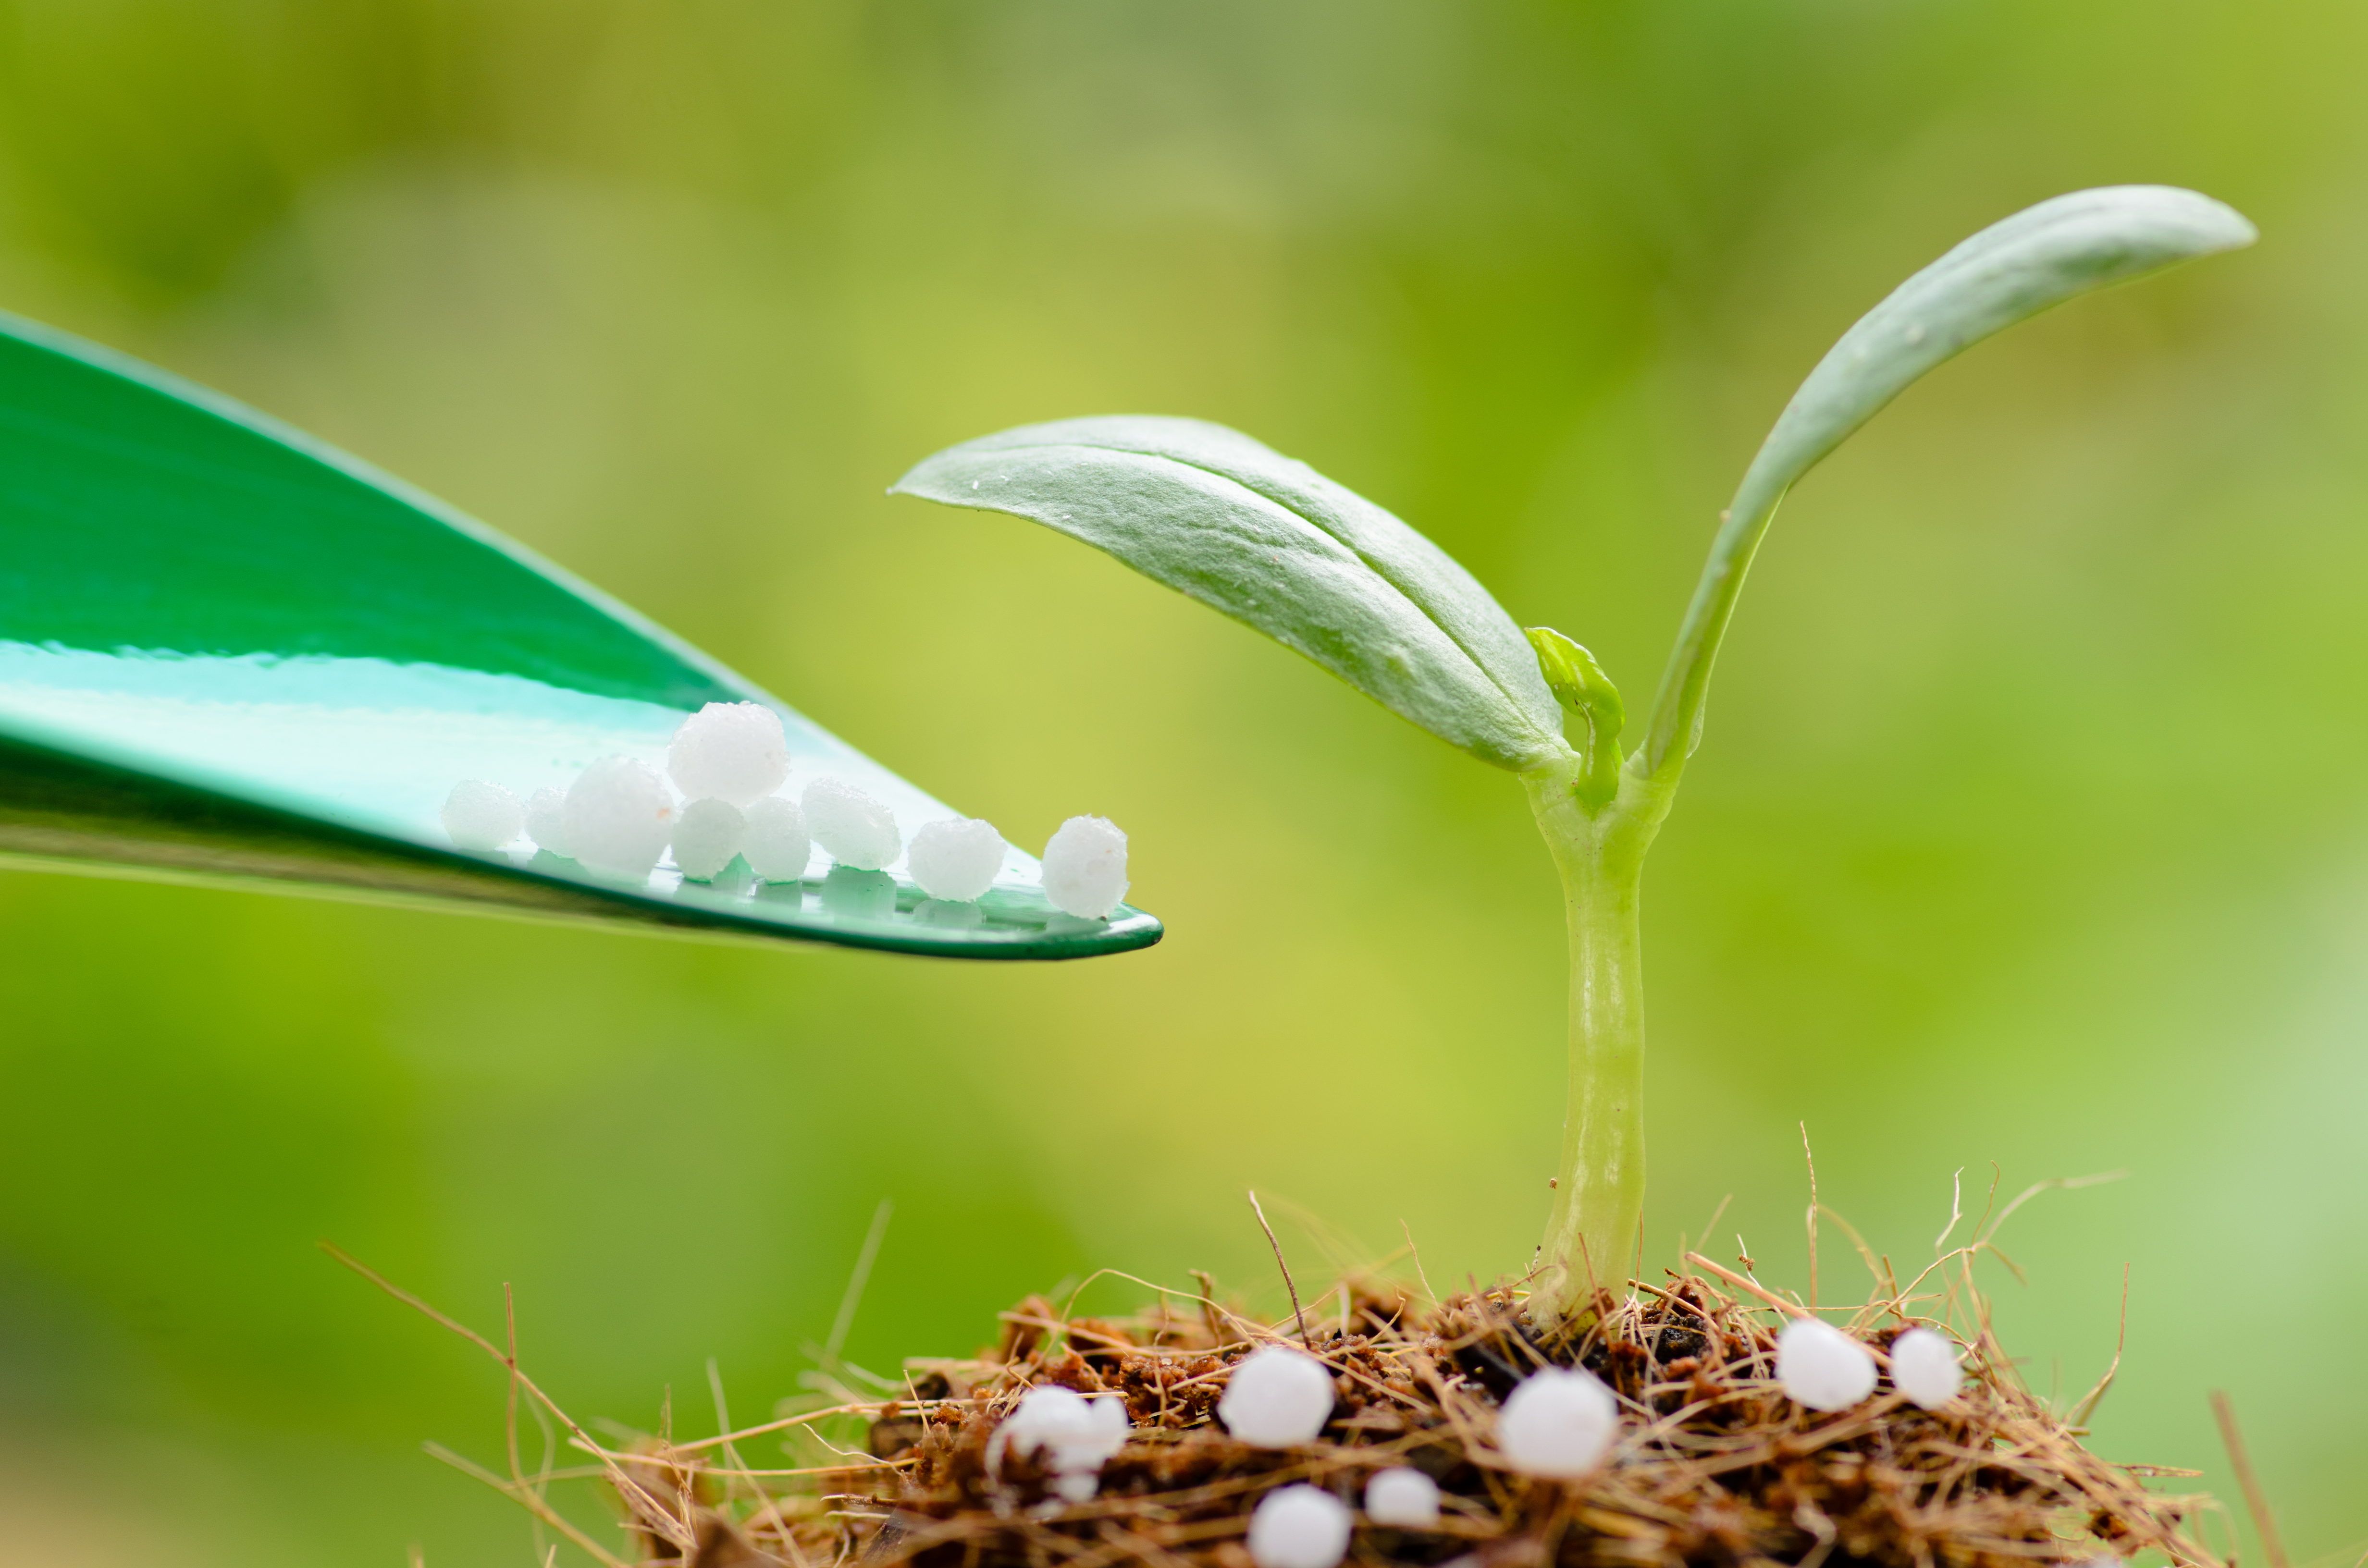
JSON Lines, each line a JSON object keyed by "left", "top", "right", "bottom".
{"left": 0, "top": 311, "right": 1160, "bottom": 959}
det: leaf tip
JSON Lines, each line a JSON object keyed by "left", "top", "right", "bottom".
{"left": 885, "top": 453, "right": 954, "bottom": 502}
{"left": 2097, "top": 183, "right": 2260, "bottom": 260}
{"left": 2163, "top": 187, "right": 2259, "bottom": 256}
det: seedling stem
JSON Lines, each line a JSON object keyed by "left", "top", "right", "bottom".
{"left": 1521, "top": 747, "right": 1673, "bottom": 1321}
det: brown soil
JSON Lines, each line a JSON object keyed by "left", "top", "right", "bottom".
{"left": 361, "top": 1243, "right": 2217, "bottom": 1568}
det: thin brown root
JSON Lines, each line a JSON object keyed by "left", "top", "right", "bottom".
{"left": 1247, "top": 1190, "right": 1309, "bottom": 1346}
{"left": 2210, "top": 1389, "right": 2289, "bottom": 1568}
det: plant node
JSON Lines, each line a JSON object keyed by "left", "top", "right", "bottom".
{"left": 1525, "top": 627, "right": 1624, "bottom": 810}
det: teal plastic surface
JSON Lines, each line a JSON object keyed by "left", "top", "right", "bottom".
{"left": 0, "top": 312, "right": 1160, "bottom": 959}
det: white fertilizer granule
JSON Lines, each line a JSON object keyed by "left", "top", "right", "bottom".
{"left": 987, "top": 1386, "right": 1128, "bottom": 1503}
{"left": 1777, "top": 1317, "right": 1878, "bottom": 1412}
{"left": 667, "top": 701, "right": 789, "bottom": 807}
{"left": 1218, "top": 1346, "right": 1335, "bottom": 1448}
{"left": 671, "top": 798, "right": 745, "bottom": 882}
{"left": 563, "top": 756, "right": 675, "bottom": 879}
{"left": 742, "top": 796, "right": 811, "bottom": 881}
{"left": 908, "top": 818, "right": 1004, "bottom": 902}
{"left": 1362, "top": 1467, "right": 1440, "bottom": 1528}
{"left": 1248, "top": 1485, "right": 1352, "bottom": 1568}
{"left": 442, "top": 779, "right": 522, "bottom": 851}
{"left": 1888, "top": 1327, "right": 1962, "bottom": 1410}
{"left": 1498, "top": 1367, "right": 1617, "bottom": 1477}
{"left": 803, "top": 777, "right": 901, "bottom": 870}
{"left": 1041, "top": 815, "right": 1128, "bottom": 918}
{"left": 524, "top": 785, "right": 571, "bottom": 857}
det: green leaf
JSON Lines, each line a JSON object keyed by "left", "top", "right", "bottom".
{"left": 1526, "top": 627, "right": 1624, "bottom": 808}
{"left": 1640, "top": 184, "right": 2257, "bottom": 775}
{"left": 891, "top": 416, "right": 1570, "bottom": 771}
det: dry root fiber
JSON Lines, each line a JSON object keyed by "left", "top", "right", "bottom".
{"left": 345, "top": 1239, "right": 2219, "bottom": 1568}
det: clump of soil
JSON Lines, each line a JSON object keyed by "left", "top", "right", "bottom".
{"left": 555, "top": 1263, "right": 2213, "bottom": 1568}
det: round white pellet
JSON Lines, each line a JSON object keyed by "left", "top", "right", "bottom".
{"left": 803, "top": 777, "right": 901, "bottom": 870}
{"left": 442, "top": 779, "right": 523, "bottom": 851}
{"left": 524, "top": 785, "right": 571, "bottom": 857}
{"left": 1889, "top": 1327, "right": 1962, "bottom": 1410}
{"left": 1218, "top": 1346, "right": 1336, "bottom": 1447}
{"left": 1777, "top": 1318, "right": 1878, "bottom": 1412}
{"left": 1041, "top": 815, "right": 1128, "bottom": 918}
{"left": 992, "top": 1385, "right": 1129, "bottom": 1503}
{"left": 563, "top": 756, "right": 675, "bottom": 879}
{"left": 1363, "top": 1467, "right": 1440, "bottom": 1528}
{"left": 908, "top": 818, "right": 1005, "bottom": 902}
{"left": 1497, "top": 1367, "right": 1617, "bottom": 1477}
{"left": 743, "top": 796, "right": 811, "bottom": 881}
{"left": 671, "top": 798, "right": 746, "bottom": 881}
{"left": 667, "top": 701, "right": 789, "bottom": 807}
{"left": 1247, "top": 1485, "right": 1352, "bottom": 1568}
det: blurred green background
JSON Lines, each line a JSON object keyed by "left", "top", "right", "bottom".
{"left": 2, "top": 2, "right": 2363, "bottom": 1563}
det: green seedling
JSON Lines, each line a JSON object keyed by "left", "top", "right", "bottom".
{"left": 891, "top": 185, "right": 2255, "bottom": 1327}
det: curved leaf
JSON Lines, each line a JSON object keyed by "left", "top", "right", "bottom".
{"left": 891, "top": 416, "right": 1570, "bottom": 771}
{"left": 1640, "top": 185, "right": 2257, "bottom": 774}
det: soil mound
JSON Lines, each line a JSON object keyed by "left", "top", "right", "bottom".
{"left": 566, "top": 1265, "right": 2209, "bottom": 1568}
